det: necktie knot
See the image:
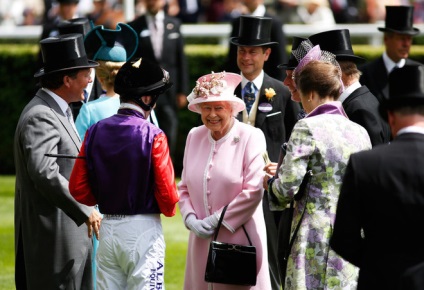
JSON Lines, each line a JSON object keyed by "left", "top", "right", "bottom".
{"left": 244, "top": 82, "right": 256, "bottom": 114}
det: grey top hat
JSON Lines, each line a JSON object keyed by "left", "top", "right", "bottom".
{"left": 34, "top": 34, "right": 98, "bottom": 78}
{"left": 230, "top": 16, "right": 278, "bottom": 47}
{"left": 308, "top": 29, "right": 365, "bottom": 64}
{"left": 57, "top": 17, "right": 92, "bottom": 37}
{"left": 383, "top": 64, "right": 424, "bottom": 109}
{"left": 378, "top": 6, "right": 420, "bottom": 36}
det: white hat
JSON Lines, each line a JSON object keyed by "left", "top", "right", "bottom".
{"left": 187, "top": 72, "right": 245, "bottom": 114}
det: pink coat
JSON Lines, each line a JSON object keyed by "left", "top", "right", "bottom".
{"left": 178, "top": 119, "right": 271, "bottom": 290}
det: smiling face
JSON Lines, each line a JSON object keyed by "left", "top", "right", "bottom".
{"left": 199, "top": 101, "right": 234, "bottom": 140}
{"left": 237, "top": 46, "right": 270, "bottom": 80}
{"left": 284, "top": 69, "right": 301, "bottom": 102}
{"left": 65, "top": 68, "right": 92, "bottom": 103}
{"left": 385, "top": 32, "right": 413, "bottom": 63}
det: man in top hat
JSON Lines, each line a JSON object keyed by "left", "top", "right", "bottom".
{"left": 222, "top": 0, "right": 288, "bottom": 81}
{"left": 127, "top": 0, "right": 189, "bottom": 163}
{"left": 309, "top": 29, "right": 392, "bottom": 146}
{"left": 359, "top": 5, "right": 422, "bottom": 105}
{"left": 330, "top": 64, "right": 424, "bottom": 290}
{"left": 231, "top": 15, "right": 300, "bottom": 290}
{"left": 69, "top": 57, "right": 179, "bottom": 289}
{"left": 57, "top": 17, "right": 104, "bottom": 119}
{"left": 14, "top": 33, "right": 101, "bottom": 290}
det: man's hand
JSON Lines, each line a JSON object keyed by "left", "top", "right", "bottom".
{"left": 85, "top": 209, "right": 102, "bottom": 239}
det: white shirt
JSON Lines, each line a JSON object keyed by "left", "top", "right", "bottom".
{"left": 397, "top": 126, "right": 424, "bottom": 137}
{"left": 339, "top": 81, "right": 361, "bottom": 103}
{"left": 383, "top": 51, "right": 406, "bottom": 74}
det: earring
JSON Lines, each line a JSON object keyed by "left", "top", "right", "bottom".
{"left": 308, "top": 99, "right": 311, "bottom": 102}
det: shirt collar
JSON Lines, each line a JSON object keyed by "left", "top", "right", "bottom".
{"left": 147, "top": 10, "right": 165, "bottom": 22}
{"left": 397, "top": 126, "right": 424, "bottom": 136}
{"left": 382, "top": 51, "right": 406, "bottom": 74}
{"left": 339, "top": 81, "right": 361, "bottom": 103}
{"left": 241, "top": 70, "right": 264, "bottom": 93}
{"left": 119, "top": 102, "right": 147, "bottom": 118}
{"left": 251, "top": 4, "right": 266, "bottom": 16}
{"left": 42, "top": 88, "right": 69, "bottom": 115}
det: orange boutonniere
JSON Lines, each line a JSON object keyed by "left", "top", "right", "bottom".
{"left": 265, "top": 88, "right": 276, "bottom": 101}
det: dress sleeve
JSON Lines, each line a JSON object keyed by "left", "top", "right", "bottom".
{"left": 152, "top": 132, "right": 179, "bottom": 217}
{"left": 69, "top": 134, "right": 97, "bottom": 206}
{"left": 270, "top": 120, "right": 314, "bottom": 209}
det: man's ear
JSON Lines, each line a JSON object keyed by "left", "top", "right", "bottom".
{"left": 264, "top": 47, "right": 271, "bottom": 61}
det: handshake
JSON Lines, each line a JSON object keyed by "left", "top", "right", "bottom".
{"left": 185, "top": 213, "right": 219, "bottom": 239}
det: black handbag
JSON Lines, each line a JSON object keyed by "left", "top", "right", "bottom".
{"left": 205, "top": 205, "right": 257, "bottom": 286}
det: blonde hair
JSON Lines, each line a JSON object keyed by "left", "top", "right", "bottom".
{"left": 96, "top": 60, "right": 125, "bottom": 92}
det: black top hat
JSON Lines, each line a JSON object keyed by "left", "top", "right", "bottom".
{"left": 34, "top": 34, "right": 98, "bottom": 78}
{"left": 57, "top": 0, "right": 79, "bottom": 4}
{"left": 84, "top": 23, "right": 138, "bottom": 62}
{"left": 230, "top": 16, "right": 278, "bottom": 47}
{"left": 308, "top": 29, "right": 366, "bottom": 64}
{"left": 58, "top": 18, "right": 92, "bottom": 37}
{"left": 278, "top": 36, "right": 306, "bottom": 70}
{"left": 115, "top": 58, "right": 173, "bottom": 97}
{"left": 381, "top": 64, "right": 424, "bottom": 110}
{"left": 378, "top": 6, "right": 420, "bottom": 35}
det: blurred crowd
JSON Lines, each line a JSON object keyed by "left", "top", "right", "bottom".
{"left": 2, "top": 0, "right": 424, "bottom": 27}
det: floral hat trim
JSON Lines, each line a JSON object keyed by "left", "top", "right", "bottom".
{"left": 187, "top": 71, "right": 227, "bottom": 102}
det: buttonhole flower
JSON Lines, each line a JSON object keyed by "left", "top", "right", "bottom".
{"left": 265, "top": 88, "right": 276, "bottom": 101}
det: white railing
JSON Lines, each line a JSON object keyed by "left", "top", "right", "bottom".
{"left": 1, "top": 23, "right": 424, "bottom": 46}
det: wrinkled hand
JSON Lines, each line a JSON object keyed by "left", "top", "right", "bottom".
{"left": 185, "top": 214, "right": 215, "bottom": 239}
{"left": 85, "top": 209, "right": 102, "bottom": 239}
{"left": 264, "top": 162, "right": 278, "bottom": 177}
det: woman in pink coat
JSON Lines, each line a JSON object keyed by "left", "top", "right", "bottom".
{"left": 178, "top": 71, "right": 271, "bottom": 289}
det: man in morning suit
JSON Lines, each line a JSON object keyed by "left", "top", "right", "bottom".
{"left": 222, "top": 0, "right": 288, "bottom": 81}
{"left": 231, "top": 15, "right": 300, "bottom": 290}
{"left": 309, "top": 29, "right": 392, "bottom": 146}
{"left": 330, "top": 64, "right": 424, "bottom": 290}
{"left": 359, "top": 5, "right": 422, "bottom": 105}
{"left": 14, "top": 34, "right": 102, "bottom": 290}
{"left": 127, "top": 0, "right": 189, "bottom": 161}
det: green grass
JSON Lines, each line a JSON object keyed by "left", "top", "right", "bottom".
{"left": 0, "top": 175, "right": 188, "bottom": 290}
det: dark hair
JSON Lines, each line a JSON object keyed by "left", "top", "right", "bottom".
{"left": 39, "top": 68, "right": 80, "bottom": 89}
{"left": 296, "top": 60, "right": 341, "bottom": 100}
{"left": 338, "top": 60, "right": 361, "bottom": 78}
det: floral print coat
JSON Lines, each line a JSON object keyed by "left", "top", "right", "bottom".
{"left": 270, "top": 102, "right": 372, "bottom": 290}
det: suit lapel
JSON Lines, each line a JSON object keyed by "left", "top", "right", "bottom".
{"left": 255, "top": 75, "right": 273, "bottom": 127}
{"left": 235, "top": 85, "right": 243, "bottom": 122}
{"left": 37, "top": 90, "right": 81, "bottom": 150}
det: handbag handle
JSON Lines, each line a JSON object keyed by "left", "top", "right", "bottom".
{"left": 284, "top": 170, "right": 313, "bottom": 260}
{"left": 213, "top": 205, "right": 253, "bottom": 246}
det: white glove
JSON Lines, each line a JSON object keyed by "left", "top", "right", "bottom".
{"left": 203, "top": 213, "right": 219, "bottom": 230}
{"left": 185, "top": 214, "right": 215, "bottom": 239}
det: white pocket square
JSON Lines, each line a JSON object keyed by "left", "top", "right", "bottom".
{"left": 140, "top": 30, "right": 151, "bottom": 37}
{"left": 168, "top": 32, "right": 180, "bottom": 39}
{"left": 266, "top": 112, "right": 282, "bottom": 117}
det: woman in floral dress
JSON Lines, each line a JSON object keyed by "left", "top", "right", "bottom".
{"left": 264, "top": 42, "right": 372, "bottom": 289}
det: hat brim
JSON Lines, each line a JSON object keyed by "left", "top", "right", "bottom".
{"left": 34, "top": 60, "right": 99, "bottom": 78}
{"left": 336, "top": 54, "right": 366, "bottom": 64}
{"left": 188, "top": 95, "right": 246, "bottom": 114}
{"left": 378, "top": 27, "right": 420, "bottom": 36}
{"left": 230, "top": 37, "right": 278, "bottom": 47}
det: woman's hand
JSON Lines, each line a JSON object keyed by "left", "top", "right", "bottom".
{"left": 185, "top": 214, "right": 215, "bottom": 239}
{"left": 264, "top": 162, "right": 278, "bottom": 177}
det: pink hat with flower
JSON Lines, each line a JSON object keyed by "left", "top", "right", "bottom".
{"left": 187, "top": 71, "right": 245, "bottom": 114}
